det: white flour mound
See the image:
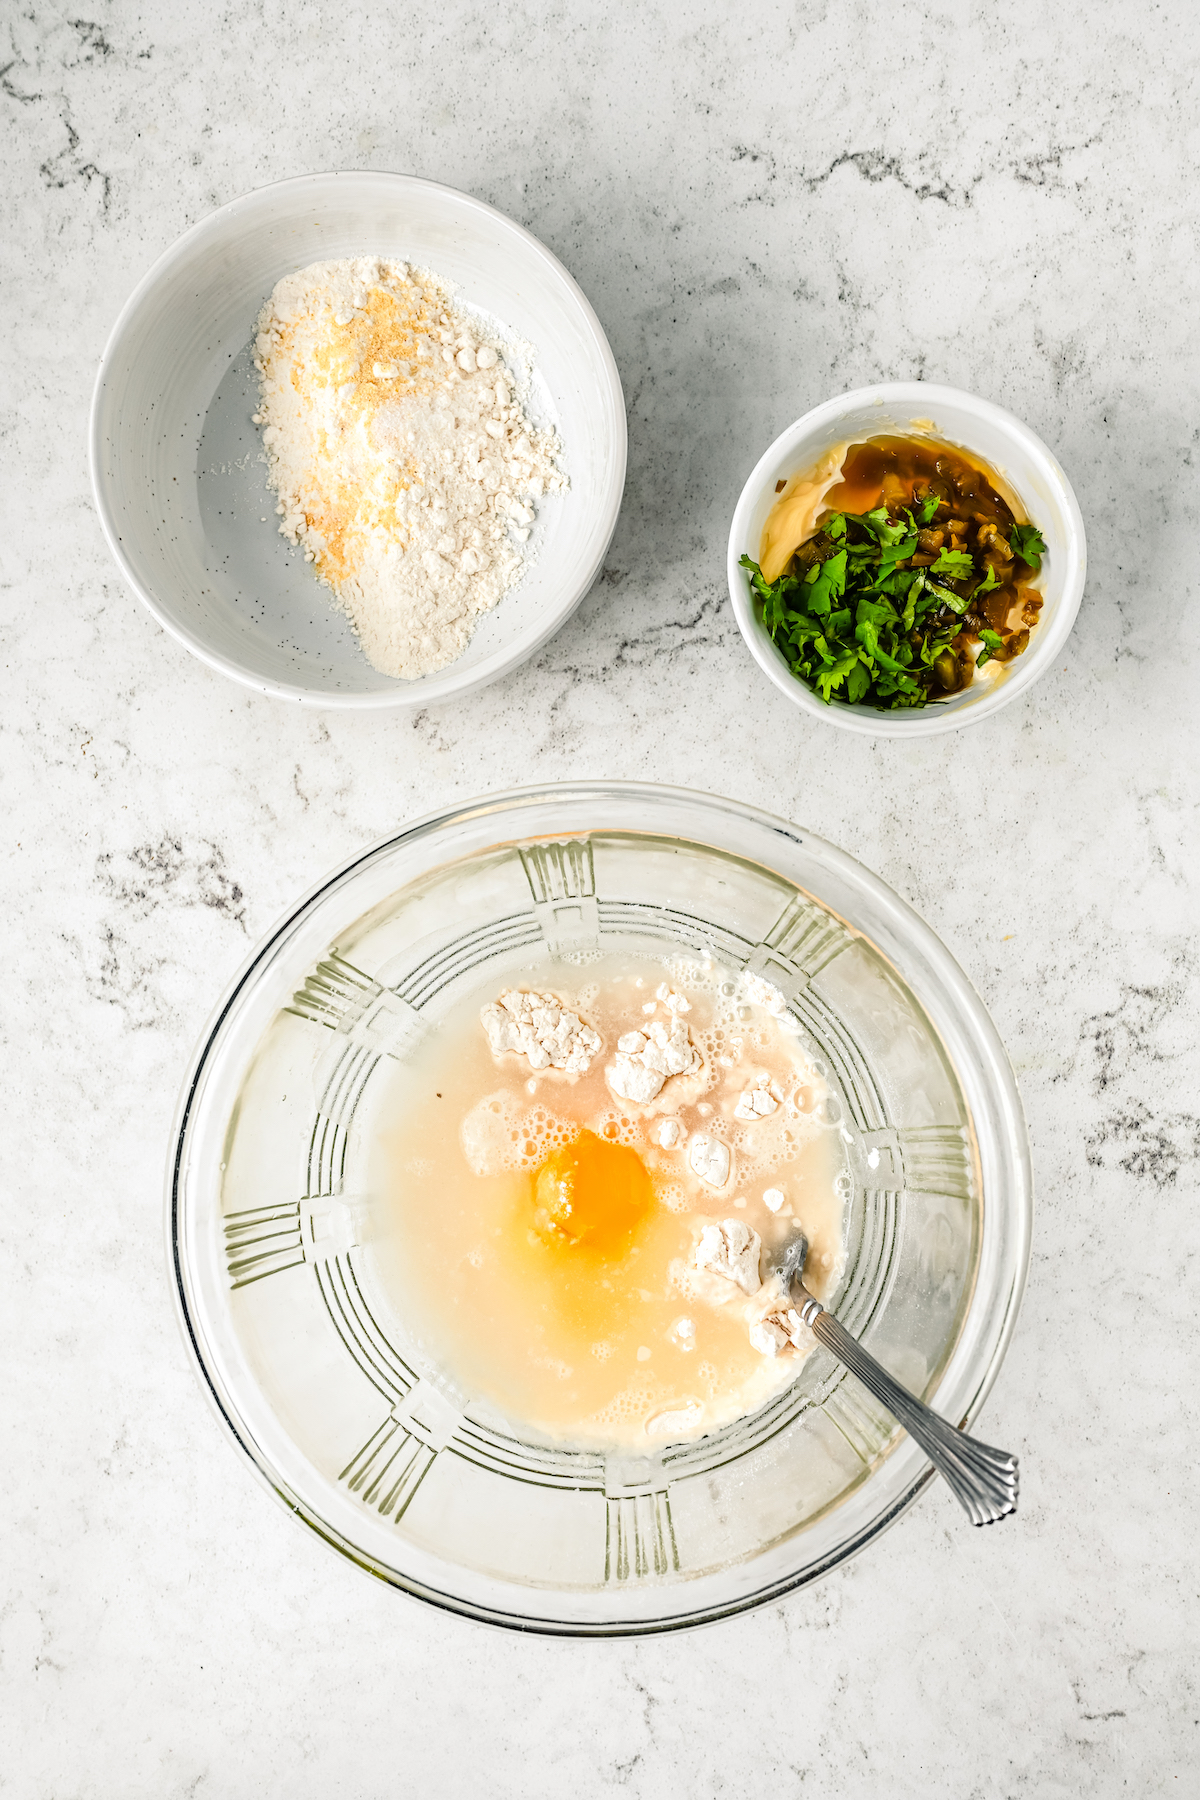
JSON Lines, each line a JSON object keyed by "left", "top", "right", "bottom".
{"left": 253, "top": 256, "right": 567, "bottom": 679}
{"left": 480, "top": 989, "right": 601, "bottom": 1074}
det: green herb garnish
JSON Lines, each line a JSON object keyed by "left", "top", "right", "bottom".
{"left": 1008, "top": 523, "right": 1047, "bottom": 571}
{"left": 976, "top": 627, "right": 1005, "bottom": 668}
{"left": 743, "top": 451, "right": 1047, "bottom": 708}
{"left": 741, "top": 499, "right": 1001, "bottom": 708}
{"left": 931, "top": 548, "right": 975, "bottom": 580}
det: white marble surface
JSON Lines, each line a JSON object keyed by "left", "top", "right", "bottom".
{"left": 4, "top": 1, "right": 1198, "bottom": 1792}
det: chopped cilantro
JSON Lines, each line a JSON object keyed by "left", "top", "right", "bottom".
{"left": 1009, "top": 523, "right": 1047, "bottom": 571}
{"left": 976, "top": 627, "right": 1005, "bottom": 668}
{"left": 932, "top": 548, "right": 975, "bottom": 579}
{"left": 741, "top": 488, "right": 1046, "bottom": 709}
{"left": 923, "top": 577, "right": 970, "bottom": 614}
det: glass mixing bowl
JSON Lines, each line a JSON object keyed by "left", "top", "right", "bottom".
{"left": 169, "top": 783, "right": 1031, "bottom": 1634}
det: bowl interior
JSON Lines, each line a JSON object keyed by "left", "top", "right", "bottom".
{"left": 174, "top": 788, "right": 1029, "bottom": 1633}
{"left": 92, "top": 173, "right": 625, "bottom": 702}
{"left": 729, "top": 386, "right": 1085, "bottom": 735}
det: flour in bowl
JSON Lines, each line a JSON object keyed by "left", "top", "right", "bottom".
{"left": 252, "top": 257, "right": 567, "bottom": 679}
{"left": 371, "top": 952, "right": 850, "bottom": 1450}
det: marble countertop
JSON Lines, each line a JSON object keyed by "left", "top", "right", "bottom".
{"left": 4, "top": 2, "right": 1197, "bottom": 1792}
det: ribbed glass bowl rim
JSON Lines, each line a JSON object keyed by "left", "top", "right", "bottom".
{"left": 167, "top": 780, "right": 1032, "bottom": 1636}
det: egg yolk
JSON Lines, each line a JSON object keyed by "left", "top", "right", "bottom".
{"left": 530, "top": 1129, "right": 654, "bottom": 1259}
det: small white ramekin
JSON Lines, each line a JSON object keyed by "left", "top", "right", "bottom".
{"left": 727, "top": 383, "right": 1086, "bottom": 737}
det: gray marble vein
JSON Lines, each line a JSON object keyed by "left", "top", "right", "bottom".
{"left": 3, "top": 0, "right": 1199, "bottom": 1793}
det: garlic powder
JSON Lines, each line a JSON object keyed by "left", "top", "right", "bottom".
{"left": 253, "top": 256, "right": 566, "bottom": 679}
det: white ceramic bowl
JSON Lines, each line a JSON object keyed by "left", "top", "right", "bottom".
{"left": 90, "top": 172, "right": 627, "bottom": 708}
{"left": 727, "top": 383, "right": 1086, "bottom": 737}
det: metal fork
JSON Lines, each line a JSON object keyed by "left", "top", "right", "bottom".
{"left": 777, "top": 1234, "right": 1019, "bottom": 1526}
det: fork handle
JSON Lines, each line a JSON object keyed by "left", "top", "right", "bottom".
{"left": 795, "top": 1291, "right": 1019, "bottom": 1527}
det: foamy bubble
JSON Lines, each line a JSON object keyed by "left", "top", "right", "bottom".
{"left": 657, "top": 1181, "right": 690, "bottom": 1215}
{"left": 595, "top": 1109, "right": 643, "bottom": 1149}
{"left": 587, "top": 1378, "right": 657, "bottom": 1429}
{"left": 460, "top": 1091, "right": 579, "bottom": 1175}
